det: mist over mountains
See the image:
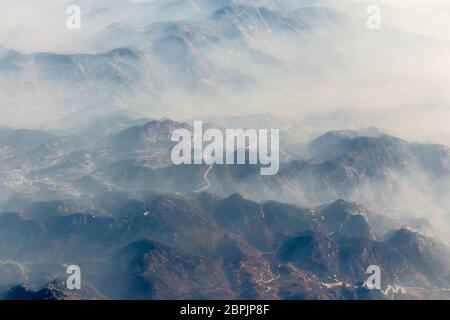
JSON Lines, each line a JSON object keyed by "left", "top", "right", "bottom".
{"left": 1, "top": 0, "right": 450, "bottom": 144}
{"left": 0, "top": 0, "right": 449, "bottom": 300}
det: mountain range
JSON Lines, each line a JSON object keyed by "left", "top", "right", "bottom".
{"left": 1, "top": 0, "right": 449, "bottom": 300}
{"left": 0, "top": 115, "right": 449, "bottom": 299}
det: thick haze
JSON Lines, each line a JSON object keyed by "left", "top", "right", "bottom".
{"left": 0, "top": 0, "right": 449, "bottom": 144}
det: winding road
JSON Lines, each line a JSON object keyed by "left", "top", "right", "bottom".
{"left": 195, "top": 165, "right": 213, "bottom": 193}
